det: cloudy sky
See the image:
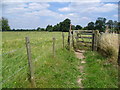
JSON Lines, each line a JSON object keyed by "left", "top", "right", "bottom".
{"left": 2, "top": 0, "right": 119, "bottom": 29}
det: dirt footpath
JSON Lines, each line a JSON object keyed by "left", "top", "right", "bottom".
{"left": 75, "top": 50, "right": 86, "bottom": 88}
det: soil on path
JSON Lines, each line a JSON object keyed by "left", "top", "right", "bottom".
{"left": 75, "top": 49, "right": 86, "bottom": 88}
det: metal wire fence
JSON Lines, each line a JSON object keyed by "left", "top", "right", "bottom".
{"left": 2, "top": 32, "right": 68, "bottom": 88}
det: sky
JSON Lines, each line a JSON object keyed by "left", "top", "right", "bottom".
{"left": 2, "top": 0, "right": 119, "bottom": 29}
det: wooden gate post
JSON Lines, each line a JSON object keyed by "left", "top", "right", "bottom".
{"left": 76, "top": 32, "right": 79, "bottom": 50}
{"left": 92, "top": 31, "right": 95, "bottom": 51}
{"left": 53, "top": 37, "right": 55, "bottom": 57}
{"left": 68, "top": 24, "right": 72, "bottom": 51}
{"left": 72, "top": 31, "right": 74, "bottom": 49}
{"left": 62, "top": 32, "right": 64, "bottom": 49}
{"left": 68, "top": 32, "right": 70, "bottom": 50}
{"left": 25, "top": 37, "right": 36, "bottom": 88}
{"left": 94, "top": 30, "right": 99, "bottom": 51}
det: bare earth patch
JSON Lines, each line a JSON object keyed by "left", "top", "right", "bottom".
{"left": 75, "top": 49, "right": 86, "bottom": 88}
{"left": 75, "top": 50, "right": 85, "bottom": 59}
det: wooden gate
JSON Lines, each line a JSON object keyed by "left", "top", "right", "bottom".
{"left": 74, "top": 30, "right": 94, "bottom": 50}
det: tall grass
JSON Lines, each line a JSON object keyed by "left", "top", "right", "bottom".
{"left": 82, "top": 51, "right": 118, "bottom": 88}
{"left": 98, "top": 33, "right": 119, "bottom": 62}
{"left": 2, "top": 32, "right": 80, "bottom": 88}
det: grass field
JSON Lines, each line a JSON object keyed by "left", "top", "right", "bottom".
{"left": 2, "top": 31, "right": 118, "bottom": 88}
{"left": 2, "top": 31, "right": 80, "bottom": 88}
{"left": 82, "top": 51, "right": 118, "bottom": 88}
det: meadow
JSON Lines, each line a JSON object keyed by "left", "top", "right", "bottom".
{"left": 2, "top": 31, "right": 80, "bottom": 88}
{"left": 1, "top": 31, "right": 118, "bottom": 88}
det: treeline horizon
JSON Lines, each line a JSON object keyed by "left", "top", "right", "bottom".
{"left": 1, "top": 17, "right": 120, "bottom": 32}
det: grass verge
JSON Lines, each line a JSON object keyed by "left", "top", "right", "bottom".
{"left": 2, "top": 48, "right": 80, "bottom": 88}
{"left": 82, "top": 51, "right": 118, "bottom": 88}
{"left": 35, "top": 48, "right": 80, "bottom": 88}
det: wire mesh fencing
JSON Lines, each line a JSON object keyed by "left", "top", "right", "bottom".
{"left": 2, "top": 32, "right": 68, "bottom": 88}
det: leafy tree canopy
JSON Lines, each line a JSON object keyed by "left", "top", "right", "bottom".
{"left": 2, "top": 17, "right": 11, "bottom": 31}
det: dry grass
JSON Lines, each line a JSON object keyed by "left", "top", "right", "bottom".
{"left": 98, "top": 33, "right": 119, "bottom": 61}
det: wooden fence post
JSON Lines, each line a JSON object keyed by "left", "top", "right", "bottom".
{"left": 72, "top": 31, "right": 74, "bottom": 49}
{"left": 68, "top": 31, "right": 71, "bottom": 51}
{"left": 92, "top": 31, "right": 95, "bottom": 51}
{"left": 118, "top": 34, "right": 120, "bottom": 66}
{"left": 118, "top": 44, "right": 120, "bottom": 66}
{"left": 62, "top": 32, "right": 64, "bottom": 49}
{"left": 76, "top": 32, "right": 79, "bottom": 50}
{"left": 53, "top": 37, "right": 55, "bottom": 57}
{"left": 25, "top": 37, "right": 36, "bottom": 88}
{"left": 94, "top": 30, "right": 99, "bottom": 51}
{"left": 68, "top": 24, "right": 72, "bottom": 51}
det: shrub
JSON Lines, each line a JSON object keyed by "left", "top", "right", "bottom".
{"left": 98, "top": 33, "right": 119, "bottom": 61}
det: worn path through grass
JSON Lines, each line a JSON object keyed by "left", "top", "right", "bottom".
{"left": 75, "top": 49, "right": 86, "bottom": 88}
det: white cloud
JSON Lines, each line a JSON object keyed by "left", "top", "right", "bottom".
{"left": 28, "top": 3, "right": 50, "bottom": 10}
{"left": 3, "top": 0, "right": 119, "bottom": 2}
{"left": 58, "top": 1, "right": 117, "bottom": 13}
{"left": 85, "top": 3, "right": 117, "bottom": 13}
{"left": 3, "top": 2, "right": 50, "bottom": 14}
{"left": 58, "top": 7, "right": 71, "bottom": 12}
{"left": 113, "top": 14, "right": 118, "bottom": 17}
{"left": 2, "top": 1, "right": 118, "bottom": 29}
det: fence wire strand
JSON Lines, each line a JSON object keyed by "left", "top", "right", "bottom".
{"left": 2, "top": 34, "right": 68, "bottom": 87}
{"left": 31, "top": 40, "right": 52, "bottom": 46}
{"left": 2, "top": 55, "right": 27, "bottom": 71}
{"left": 1, "top": 65, "right": 27, "bottom": 84}
{"left": 1, "top": 46, "right": 25, "bottom": 56}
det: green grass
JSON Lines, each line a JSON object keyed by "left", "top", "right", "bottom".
{"left": 2, "top": 32, "right": 80, "bottom": 88}
{"left": 2, "top": 31, "right": 117, "bottom": 88}
{"left": 35, "top": 49, "right": 80, "bottom": 88}
{"left": 82, "top": 51, "right": 118, "bottom": 88}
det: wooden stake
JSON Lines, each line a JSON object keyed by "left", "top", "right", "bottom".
{"left": 118, "top": 34, "right": 120, "bottom": 66}
{"left": 62, "top": 32, "right": 64, "bottom": 48}
{"left": 53, "top": 37, "right": 55, "bottom": 57}
{"left": 68, "top": 24, "right": 72, "bottom": 51}
{"left": 72, "top": 33, "right": 74, "bottom": 49}
{"left": 25, "top": 37, "right": 36, "bottom": 88}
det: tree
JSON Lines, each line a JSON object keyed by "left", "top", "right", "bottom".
{"left": 12, "top": 29, "right": 15, "bottom": 31}
{"left": 46, "top": 25, "right": 53, "bottom": 32}
{"left": 113, "top": 21, "right": 118, "bottom": 30}
{"left": 75, "top": 25, "right": 82, "bottom": 30}
{"left": 83, "top": 26, "right": 88, "bottom": 30}
{"left": 41, "top": 28, "right": 45, "bottom": 31}
{"left": 60, "top": 18, "right": 71, "bottom": 32}
{"left": 71, "top": 25, "right": 76, "bottom": 30}
{"left": 53, "top": 24, "right": 60, "bottom": 31}
{"left": 118, "top": 22, "right": 120, "bottom": 31}
{"left": 106, "top": 20, "right": 114, "bottom": 29}
{"left": 87, "top": 22, "right": 95, "bottom": 30}
{"left": 37, "top": 27, "right": 41, "bottom": 31}
{"left": 2, "top": 17, "right": 11, "bottom": 31}
{"left": 95, "top": 17, "right": 106, "bottom": 32}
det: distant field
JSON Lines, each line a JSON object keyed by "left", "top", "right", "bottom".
{"left": 2, "top": 32, "right": 80, "bottom": 88}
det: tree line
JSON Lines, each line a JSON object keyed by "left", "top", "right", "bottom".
{"left": 1, "top": 17, "right": 120, "bottom": 32}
